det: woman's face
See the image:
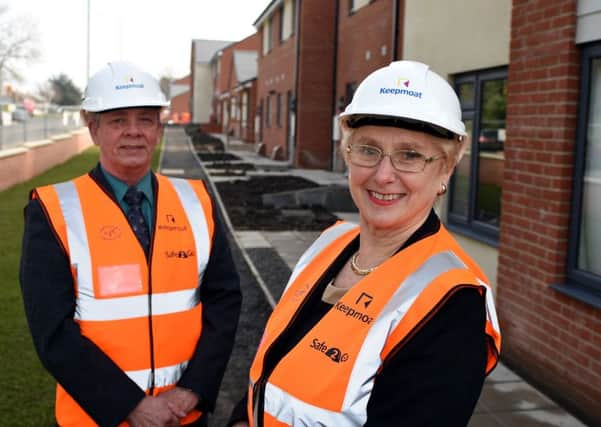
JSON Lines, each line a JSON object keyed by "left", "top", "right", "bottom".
{"left": 345, "top": 125, "right": 453, "bottom": 234}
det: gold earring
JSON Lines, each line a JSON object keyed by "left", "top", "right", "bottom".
{"left": 437, "top": 183, "right": 447, "bottom": 196}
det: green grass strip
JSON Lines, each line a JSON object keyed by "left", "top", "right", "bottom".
{"left": 0, "top": 138, "right": 163, "bottom": 425}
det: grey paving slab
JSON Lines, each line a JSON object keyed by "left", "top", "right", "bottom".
{"left": 478, "top": 381, "right": 559, "bottom": 412}
{"left": 235, "top": 231, "right": 272, "bottom": 248}
{"left": 260, "top": 230, "right": 321, "bottom": 269}
{"left": 488, "top": 362, "right": 523, "bottom": 383}
{"left": 469, "top": 413, "right": 505, "bottom": 426}
{"left": 494, "top": 409, "right": 588, "bottom": 427}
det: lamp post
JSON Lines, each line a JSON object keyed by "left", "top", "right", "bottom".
{"left": 86, "top": 0, "right": 91, "bottom": 84}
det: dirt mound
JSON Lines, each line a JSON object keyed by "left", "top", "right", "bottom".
{"left": 215, "top": 176, "right": 338, "bottom": 231}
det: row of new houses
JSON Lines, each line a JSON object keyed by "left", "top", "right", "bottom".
{"left": 170, "top": 0, "right": 600, "bottom": 424}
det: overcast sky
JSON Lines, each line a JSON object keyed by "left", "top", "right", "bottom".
{"left": 3, "top": 0, "right": 271, "bottom": 93}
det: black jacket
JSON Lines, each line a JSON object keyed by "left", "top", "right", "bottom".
{"left": 229, "top": 211, "right": 487, "bottom": 427}
{"left": 20, "top": 166, "right": 242, "bottom": 426}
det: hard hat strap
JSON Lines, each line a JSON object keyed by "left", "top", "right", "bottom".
{"left": 346, "top": 115, "right": 456, "bottom": 140}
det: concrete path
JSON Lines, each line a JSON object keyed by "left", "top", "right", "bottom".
{"left": 160, "top": 127, "right": 590, "bottom": 427}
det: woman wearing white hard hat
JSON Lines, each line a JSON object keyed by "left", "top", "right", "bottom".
{"left": 229, "top": 60, "right": 501, "bottom": 427}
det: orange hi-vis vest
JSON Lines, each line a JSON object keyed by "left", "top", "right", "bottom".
{"left": 34, "top": 173, "right": 215, "bottom": 427}
{"left": 248, "top": 221, "right": 501, "bottom": 426}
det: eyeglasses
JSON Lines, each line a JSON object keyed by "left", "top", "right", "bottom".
{"left": 346, "top": 144, "right": 444, "bottom": 173}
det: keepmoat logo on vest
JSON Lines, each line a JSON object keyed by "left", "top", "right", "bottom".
{"left": 310, "top": 338, "right": 349, "bottom": 363}
{"left": 334, "top": 291, "right": 374, "bottom": 325}
{"left": 158, "top": 214, "right": 188, "bottom": 232}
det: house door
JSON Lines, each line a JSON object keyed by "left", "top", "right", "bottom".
{"left": 287, "top": 91, "right": 296, "bottom": 163}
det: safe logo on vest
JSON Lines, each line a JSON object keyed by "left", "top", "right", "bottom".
{"left": 310, "top": 338, "right": 349, "bottom": 363}
{"left": 165, "top": 249, "right": 195, "bottom": 259}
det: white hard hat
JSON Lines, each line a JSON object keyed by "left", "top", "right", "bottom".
{"left": 81, "top": 61, "right": 169, "bottom": 112}
{"left": 341, "top": 60, "right": 466, "bottom": 138}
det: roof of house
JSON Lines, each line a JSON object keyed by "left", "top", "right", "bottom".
{"left": 169, "top": 83, "right": 190, "bottom": 98}
{"left": 233, "top": 50, "right": 258, "bottom": 83}
{"left": 193, "top": 39, "right": 233, "bottom": 64}
{"left": 253, "top": 0, "right": 281, "bottom": 27}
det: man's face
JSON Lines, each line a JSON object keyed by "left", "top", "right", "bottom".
{"left": 89, "top": 107, "right": 162, "bottom": 184}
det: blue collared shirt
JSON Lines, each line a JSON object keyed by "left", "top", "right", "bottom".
{"left": 100, "top": 165, "right": 154, "bottom": 230}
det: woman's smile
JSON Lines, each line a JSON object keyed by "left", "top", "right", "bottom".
{"left": 367, "top": 190, "right": 403, "bottom": 205}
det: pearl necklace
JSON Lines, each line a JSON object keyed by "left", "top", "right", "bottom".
{"left": 350, "top": 252, "right": 377, "bottom": 276}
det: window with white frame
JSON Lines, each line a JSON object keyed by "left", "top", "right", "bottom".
{"left": 222, "top": 100, "right": 229, "bottom": 126}
{"left": 263, "top": 17, "right": 273, "bottom": 55}
{"left": 280, "top": 0, "right": 294, "bottom": 41}
{"left": 230, "top": 96, "right": 237, "bottom": 121}
{"left": 241, "top": 91, "right": 248, "bottom": 128}
{"left": 449, "top": 67, "right": 507, "bottom": 244}
{"left": 563, "top": 42, "right": 601, "bottom": 304}
{"left": 350, "top": 0, "right": 370, "bottom": 14}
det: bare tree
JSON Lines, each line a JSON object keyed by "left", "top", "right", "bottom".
{"left": 0, "top": 5, "right": 40, "bottom": 90}
{"left": 36, "top": 81, "right": 54, "bottom": 104}
{"left": 159, "top": 75, "right": 172, "bottom": 101}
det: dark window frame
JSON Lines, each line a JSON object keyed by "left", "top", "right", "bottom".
{"left": 276, "top": 92, "right": 283, "bottom": 128}
{"left": 554, "top": 41, "right": 601, "bottom": 307}
{"left": 345, "top": 81, "right": 357, "bottom": 107}
{"left": 265, "top": 95, "right": 271, "bottom": 128}
{"left": 278, "top": 6, "right": 284, "bottom": 43}
{"left": 448, "top": 66, "right": 508, "bottom": 247}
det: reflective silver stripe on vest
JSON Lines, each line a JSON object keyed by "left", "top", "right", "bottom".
{"left": 54, "top": 181, "right": 94, "bottom": 321}
{"left": 77, "top": 288, "right": 201, "bottom": 321}
{"left": 342, "top": 251, "right": 467, "bottom": 416}
{"left": 264, "top": 382, "right": 362, "bottom": 426}
{"left": 53, "top": 180, "right": 208, "bottom": 321}
{"left": 126, "top": 360, "right": 189, "bottom": 391}
{"left": 283, "top": 222, "right": 358, "bottom": 295}
{"left": 167, "top": 177, "right": 210, "bottom": 278}
{"left": 480, "top": 277, "right": 500, "bottom": 333}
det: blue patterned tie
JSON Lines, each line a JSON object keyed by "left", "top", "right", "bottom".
{"left": 123, "top": 186, "right": 151, "bottom": 255}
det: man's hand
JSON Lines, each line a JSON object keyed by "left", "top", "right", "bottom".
{"left": 161, "top": 387, "right": 200, "bottom": 419}
{"left": 127, "top": 396, "right": 180, "bottom": 427}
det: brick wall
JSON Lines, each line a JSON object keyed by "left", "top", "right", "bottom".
{"left": 498, "top": 0, "right": 601, "bottom": 421}
{"left": 295, "top": 0, "right": 337, "bottom": 168}
{"left": 336, "top": 0, "right": 397, "bottom": 106}
{"left": 170, "top": 76, "right": 191, "bottom": 124}
{"left": 0, "top": 130, "right": 92, "bottom": 192}
{"left": 257, "top": 6, "right": 296, "bottom": 160}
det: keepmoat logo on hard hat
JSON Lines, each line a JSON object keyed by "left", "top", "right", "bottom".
{"left": 115, "top": 76, "right": 145, "bottom": 90}
{"left": 397, "top": 77, "right": 410, "bottom": 88}
{"left": 378, "top": 76, "right": 422, "bottom": 98}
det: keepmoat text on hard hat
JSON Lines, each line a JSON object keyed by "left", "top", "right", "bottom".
{"left": 115, "top": 83, "right": 145, "bottom": 90}
{"left": 378, "top": 87, "right": 423, "bottom": 98}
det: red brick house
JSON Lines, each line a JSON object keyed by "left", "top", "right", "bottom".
{"left": 190, "top": 39, "right": 232, "bottom": 129}
{"left": 334, "top": 0, "right": 403, "bottom": 170}
{"left": 211, "top": 33, "right": 260, "bottom": 143}
{"left": 247, "top": 0, "right": 601, "bottom": 423}
{"left": 497, "top": 1, "right": 601, "bottom": 423}
{"left": 254, "top": 0, "right": 337, "bottom": 167}
{"left": 168, "top": 75, "right": 191, "bottom": 124}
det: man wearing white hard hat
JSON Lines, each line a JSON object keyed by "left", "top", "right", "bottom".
{"left": 229, "top": 61, "right": 500, "bottom": 427}
{"left": 20, "top": 61, "right": 242, "bottom": 426}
